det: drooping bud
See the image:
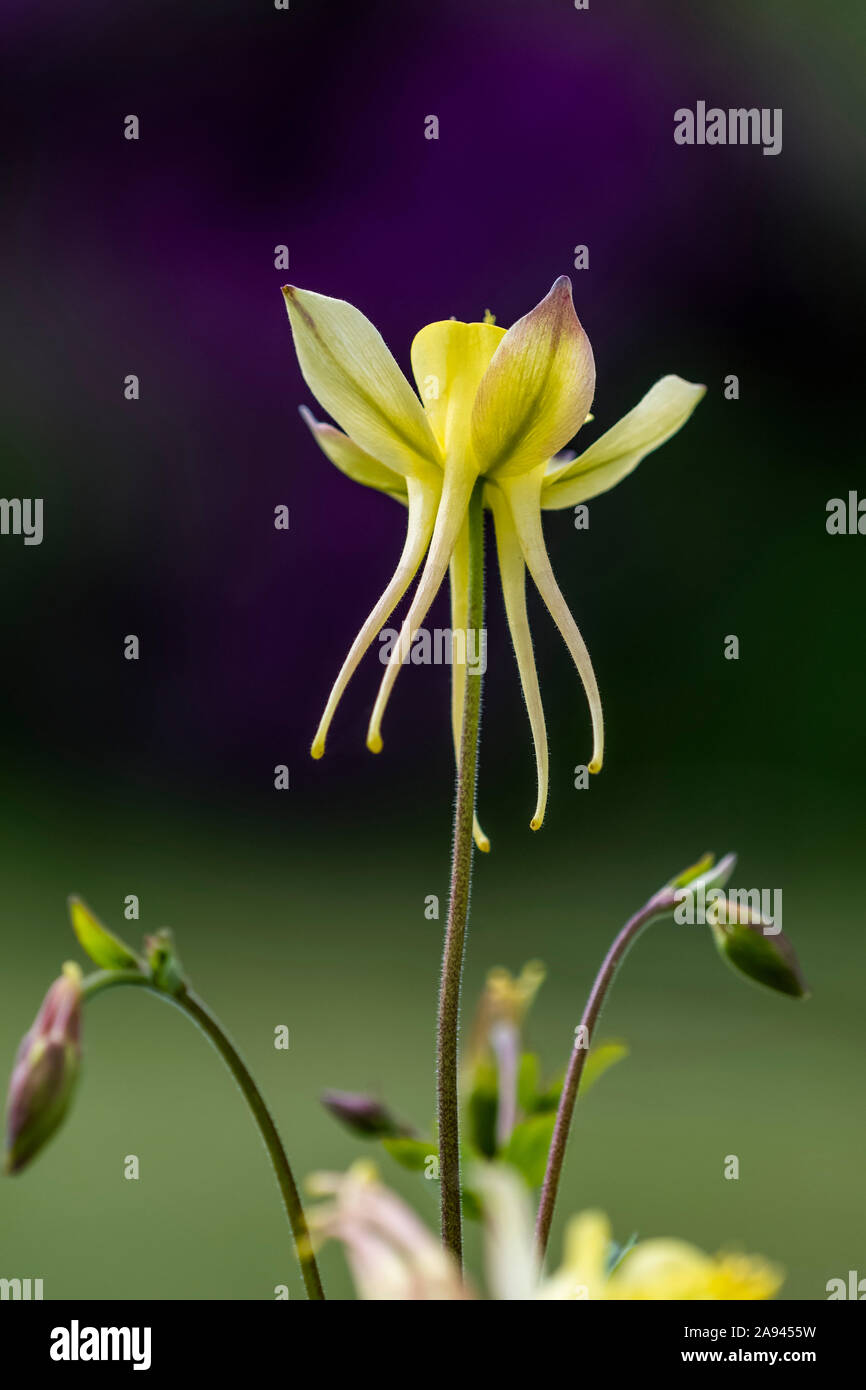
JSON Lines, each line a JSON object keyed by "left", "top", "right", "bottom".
{"left": 320, "top": 1090, "right": 410, "bottom": 1139}
{"left": 5, "top": 963, "right": 83, "bottom": 1174}
{"left": 707, "top": 900, "right": 809, "bottom": 999}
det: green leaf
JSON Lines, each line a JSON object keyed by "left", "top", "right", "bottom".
{"left": 461, "top": 1185, "right": 483, "bottom": 1221}
{"left": 711, "top": 910, "right": 809, "bottom": 999}
{"left": 534, "top": 1070, "right": 565, "bottom": 1112}
{"left": 381, "top": 1137, "right": 437, "bottom": 1173}
{"left": 532, "top": 1040, "right": 628, "bottom": 1115}
{"left": 503, "top": 1111, "right": 557, "bottom": 1187}
{"left": 68, "top": 897, "right": 140, "bottom": 971}
{"left": 607, "top": 1232, "right": 639, "bottom": 1275}
{"left": 580, "top": 1040, "right": 629, "bottom": 1094}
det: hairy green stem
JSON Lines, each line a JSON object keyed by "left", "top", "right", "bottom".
{"left": 534, "top": 887, "right": 676, "bottom": 1260}
{"left": 436, "top": 481, "right": 485, "bottom": 1267}
{"left": 81, "top": 970, "right": 325, "bottom": 1300}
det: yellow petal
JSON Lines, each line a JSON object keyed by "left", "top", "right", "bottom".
{"left": 299, "top": 407, "right": 409, "bottom": 502}
{"left": 283, "top": 286, "right": 442, "bottom": 478}
{"left": 611, "top": 1239, "right": 783, "bottom": 1301}
{"left": 498, "top": 469, "right": 604, "bottom": 774}
{"left": 542, "top": 376, "right": 705, "bottom": 510}
{"left": 449, "top": 517, "right": 491, "bottom": 851}
{"left": 410, "top": 320, "right": 505, "bottom": 463}
{"left": 311, "top": 477, "right": 439, "bottom": 758}
{"left": 367, "top": 468, "right": 475, "bottom": 753}
{"left": 471, "top": 276, "right": 595, "bottom": 479}
{"left": 486, "top": 483, "right": 549, "bottom": 830}
{"left": 538, "top": 1210, "right": 611, "bottom": 1300}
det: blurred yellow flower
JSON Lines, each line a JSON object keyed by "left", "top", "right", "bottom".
{"left": 540, "top": 1209, "right": 784, "bottom": 1301}
{"left": 466, "top": 960, "right": 546, "bottom": 1066}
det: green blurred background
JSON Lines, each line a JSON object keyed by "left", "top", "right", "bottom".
{"left": 1, "top": 0, "right": 864, "bottom": 1299}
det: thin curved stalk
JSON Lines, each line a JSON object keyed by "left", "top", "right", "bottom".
{"left": 534, "top": 887, "right": 676, "bottom": 1259}
{"left": 81, "top": 971, "right": 325, "bottom": 1300}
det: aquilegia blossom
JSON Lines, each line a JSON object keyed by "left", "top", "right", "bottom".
{"left": 284, "top": 278, "right": 703, "bottom": 842}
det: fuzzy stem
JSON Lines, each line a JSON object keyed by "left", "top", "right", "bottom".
{"left": 81, "top": 971, "right": 325, "bottom": 1300}
{"left": 534, "top": 886, "right": 676, "bottom": 1259}
{"left": 436, "top": 480, "right": 485, "bottom": 1266}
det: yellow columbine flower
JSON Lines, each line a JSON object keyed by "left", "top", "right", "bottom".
{"left": 284, "top": 278, "right": 704, "bottom": 843}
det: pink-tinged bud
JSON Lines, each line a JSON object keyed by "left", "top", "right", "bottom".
{"left": 4, "top": 963, "right": 83, "bottom": 1175}
{"left": 321, "top": 1090, "right": 410, "bottom": 1139}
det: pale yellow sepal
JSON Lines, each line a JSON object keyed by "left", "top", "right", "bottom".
{"left": 542, "top": 375, "right": 706, "bottom": 510}
{"left": 283, "top": 286, "right": 442, "bottom": 479}
{"left": 299, "top": 406, "right": 408, "bottom": 502}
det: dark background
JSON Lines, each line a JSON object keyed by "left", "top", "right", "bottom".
{"left": 1, "top": 0, "right": 863, "bottom": 1299}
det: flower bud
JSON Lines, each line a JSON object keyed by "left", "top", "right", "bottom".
{"left": 5, "top": 963, "right": 83, "bottom": 1174}
{"left": 144, "top": 929, "right": 186, "bottom": 997}
{"left": 320, "top": 1090, "right": 409, "bottom": 1139}
{"left": 708, "top": 900, "right": 809, "bottom": 999}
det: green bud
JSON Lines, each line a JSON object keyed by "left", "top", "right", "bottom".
{"left": 68, "top": 896, "right": 140, "bottom": 971}
{"left": 5, "top": 963, "right": 83, "bottom": 1174}
{"left": 709, "top": 901, "right": 809, "bottom": 999}
{"left": 144, "top": 929, "right": 187, "bottom": 996}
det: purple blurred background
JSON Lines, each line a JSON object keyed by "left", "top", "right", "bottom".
{"left": 2, "top": 0, "right": 865, "bottom": 1303}
{"left": 2, "top": 0, "right": 863, "bottom": 802}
